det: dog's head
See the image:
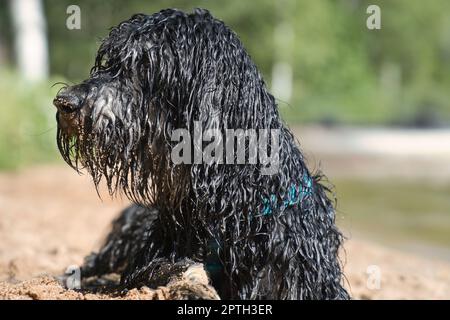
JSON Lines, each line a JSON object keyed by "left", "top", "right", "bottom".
{"left": 54, "top": 8, "right": 287, "bottom": 207}
{"left": 55, "top": 10, "right": 204, "bottom": 200}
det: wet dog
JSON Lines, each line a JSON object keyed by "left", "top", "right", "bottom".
{"left": 54, "top": 8, "right": 349, "bottom": 299}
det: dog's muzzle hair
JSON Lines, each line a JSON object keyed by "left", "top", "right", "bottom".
{"left": 54, "top": 8, "right": 350, "bottom": 300}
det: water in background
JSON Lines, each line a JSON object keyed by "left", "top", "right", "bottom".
{"left": 294, "top": 126, "right": 450, "bottom": 261}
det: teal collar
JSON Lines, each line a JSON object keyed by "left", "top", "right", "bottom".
{"left": 261, "top": 173, "right": 313, "bottom": 215}
{"left": 205, "top": 174, "right": 313, "bottom": 275}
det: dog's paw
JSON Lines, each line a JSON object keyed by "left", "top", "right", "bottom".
{"left": 130, "top": 260, "right": 220, "bottom": 300}
{"left": 164, "top": 263, "right": 220, "bottom": 300}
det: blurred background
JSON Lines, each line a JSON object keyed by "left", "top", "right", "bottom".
{"left": 0, "top": 0, "right": 449, "bottom": 289}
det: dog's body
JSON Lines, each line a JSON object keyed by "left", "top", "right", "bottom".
{"left": 54, "top": 9, "right": 349, "bottom": 299}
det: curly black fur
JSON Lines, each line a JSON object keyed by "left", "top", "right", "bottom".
{"left": 54, "top": 8, "right": 349, "bottom": 299}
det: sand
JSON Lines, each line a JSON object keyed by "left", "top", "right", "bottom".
{"left": 0, "top": 166, "right": 449, "bottom": 299}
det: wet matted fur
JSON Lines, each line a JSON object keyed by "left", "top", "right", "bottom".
{"left": 54, "top": 8, "right": 349, "bottom": 299}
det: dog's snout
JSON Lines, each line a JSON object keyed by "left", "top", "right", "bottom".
{"left": 53, "top": 85, "right": 87, "bottom": 113}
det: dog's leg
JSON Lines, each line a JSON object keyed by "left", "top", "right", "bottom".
{"left": 81, "top": 204, "right": 158, "bottom": 279}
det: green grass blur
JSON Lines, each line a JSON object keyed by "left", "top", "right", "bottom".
{"left": 0, "top": 71, "right": 59, "bottom": 169}
{"left": 336, "top": 178, "right": 450, "bottom": 248}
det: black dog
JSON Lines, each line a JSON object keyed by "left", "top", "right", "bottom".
{"left": 54, "top": 8, "right": 349, "bottom": 299}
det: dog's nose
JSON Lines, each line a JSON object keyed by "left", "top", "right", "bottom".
{"left": 53, "top": 85, "right": 87, "bottom": 113}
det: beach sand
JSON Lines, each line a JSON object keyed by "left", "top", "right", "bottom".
{"left": 0, "top": 166, "right": 449, "bottom": 299}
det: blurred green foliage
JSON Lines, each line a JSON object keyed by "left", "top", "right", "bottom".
{"left": 40, "top": 0, "right": 450, "bottom": 125}
{"left": 0, "top": 71, "right": 60, "bottom": 169}
{"left": 1, "top": 0, "right": 450, "bottom": 169}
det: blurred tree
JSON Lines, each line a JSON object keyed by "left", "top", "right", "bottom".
{"left": 9, "top": 0, "right": 49, "bottom": 81}
{"left": 271, "top": 0, "right": 295, "bottom": 103}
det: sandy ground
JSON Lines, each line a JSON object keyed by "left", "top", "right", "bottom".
{"left": 0, "top": 165, "right": 449, "bottom": 299}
